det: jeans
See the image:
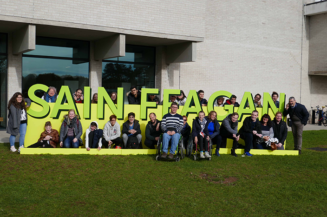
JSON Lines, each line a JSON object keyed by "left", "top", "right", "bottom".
{"left": 255, "top": 142, "right": 266, "bottom": 149}
{"left": 63, "top": 136, "right": 79, "bottom": 148}
{"left": 211, "top": 135, "right": 222, "bottom": 150}
{"left": 10, "top": 123, "right": 27, "bottom": 147}
{"left": 162, "top": 133, "right": 180, "bottom": 154}
{"left": 122, "top": 134, "right": 142, "bottom": 148}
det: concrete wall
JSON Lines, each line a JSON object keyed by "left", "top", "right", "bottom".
{"left": 0, "top": 0, "right": 205, "bottom": 39}
{"left": 171, "top": 0, "right": 309, "bottom": 107}
{"left": 308, "top": 13, "right": 327, "bottom": 107}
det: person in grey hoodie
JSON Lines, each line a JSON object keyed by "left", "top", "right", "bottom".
{"left": 7, "top": 92, "right": 31, "bottom": 153}
{"left": 102, "top": 115, "right": 123, "bottom": 148}
{"left": 219, "top": 112, "right": 240, "bottom": 157}
{"left": 59, "top": 109, "right": 83, "bottom": 148}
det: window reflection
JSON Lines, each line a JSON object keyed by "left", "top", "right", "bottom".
{"left": 22, "top": 37, "right": 89, "bottom": 97}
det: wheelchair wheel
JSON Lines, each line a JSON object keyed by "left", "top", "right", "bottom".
{"left": 156, "top": 155, "right": 160, "bottom": 161}
{"left": 323, "top": 119, "right": 327, "bottom": 127}
{"left": 156, "top": 139, "right": 161, "bottom": 155}
{"left": 179, "top": 141, "right": 185, "bottom": 159}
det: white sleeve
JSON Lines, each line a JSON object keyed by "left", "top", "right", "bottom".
{"left": 98, "top": 138, "right": 102, "bottom": 148}
{"left": 85, "top": 129, "right": 89, "bottom": 149}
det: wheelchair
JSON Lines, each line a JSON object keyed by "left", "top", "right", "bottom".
{"left": 187, "top": 137, "right": 213, "bottom": 161}
{"left": 155, "top": 133, "right": 185, "bottom": 162}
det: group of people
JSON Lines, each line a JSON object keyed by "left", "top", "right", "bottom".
{"left": 7, "top": 88, "right": 308, "bottom": 156}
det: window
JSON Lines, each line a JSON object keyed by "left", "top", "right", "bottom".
{"left": 0, "top": 33, "right": 7, "bottom": 128}
{"left": 102, "top": 45, "right": 155, "bottom": 98}
{"left": 22, "top": 37, "right": 90, "bottom": 97}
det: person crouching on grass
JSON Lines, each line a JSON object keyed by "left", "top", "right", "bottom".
{"left": 28, "top": 121, "right": 59, "bottom": 148}
{"left": 85, "top": 122, "right": 103, "bottom": 151}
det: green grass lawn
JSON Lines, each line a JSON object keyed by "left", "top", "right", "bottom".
{"left": 1, "top": 131, "right": 327, "bottom": 216}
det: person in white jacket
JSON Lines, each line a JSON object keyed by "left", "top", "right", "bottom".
{"left": 85, "top": 121, "right": 102, "bottom": 151}
{"left": 102, "top": 114, "right": 123, "bottom": 148}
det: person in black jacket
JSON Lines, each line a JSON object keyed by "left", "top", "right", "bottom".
{"left": 204, "top": 111, "right": 222, "bottom": 157}
{"left": 271, "top": 112, "right": 287, "bottom": 150}
{"left": 128, "top": 86, "right": 141, "bottom": 104}
{"left": 122, "top": 112, "right": 142, "bottom": 148}
{"left": 192, "top": 111, "right": 210, "bottom": 158}
{"left": 181, "top": 115, "right": 191, "bottom": 151}
{"left": 148, "top": 95, "right": 160, "bottom": 105}
{"left": 239, "top": 110, "right": 262, "bottom": 157}
{"left": 220, "top": 112, "right": 240, "bottom": 157}
{"left": 283, "top": 97, "right": 308, "bottom": 154}
{"left": 144, "top": 113, "right": 161, "bottom": 149}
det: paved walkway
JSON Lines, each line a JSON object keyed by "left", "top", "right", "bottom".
{"left": 0, "top": 124, "right": 326, "bottom": 144}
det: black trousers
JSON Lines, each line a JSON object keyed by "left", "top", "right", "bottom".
{"left": 210, "top": 134, "right": 222, "bottom": 150}
{"left": 240, "top": 133, "right": 258, "bottom": 153}
{"left": 221, "top": 133, "right": 238, "bottom": 150}
{"left": 195, "top": 134, "right": 208, "bottom": 152}
{"left": 28, "top": 141, "right": 53, "bottom": 148}
{"left": 102, "top": 137, "right": 123, "bottom": 148}
{"left": 144, "top": 139, "right": 157, "bottom": 149}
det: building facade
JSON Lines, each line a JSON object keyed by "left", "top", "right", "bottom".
{"left": 0, "top": 0, "right": 326, "bottom": 127}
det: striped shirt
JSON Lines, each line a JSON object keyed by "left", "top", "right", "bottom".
{"left": 161, "top": 113, "right": 184, "bottom": 133}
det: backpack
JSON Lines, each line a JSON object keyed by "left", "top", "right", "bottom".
{"left": 126, "top": 136, "right": 139, "bottom": 149}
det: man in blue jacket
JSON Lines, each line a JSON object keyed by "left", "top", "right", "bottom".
{"left": 283, "top": 97, "right": 309, "bottom": 154}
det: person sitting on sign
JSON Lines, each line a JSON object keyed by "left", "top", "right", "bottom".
{"left": 239, "top": 110, "right": 262, "bottom": 157}
{"left": 28, "top": 121, "right": 59, "bottom": 148}
{"left": 272, "top": 92, "right": 279, "bottom": 108}
{"left": 181, "top": 115, "right": 191, "bottom": 151}
{"left": 204, "top": 111, "right": 222, "bottom": 157}
{"left": 148, "top": 94, "right": 160, "bottom": 105}
{"left": 144, "top": 113, "right": 161, "bottom": 149}
{"left": 42, "top": 86, "right": 57, "bottom": 103}
{"left": 176, "top": 90, "right": 187, "bottom": 106}
{"left": 85, "top": 121, "right": 103, "bottom": 151}
{"left": 122, "top": 112, "right": 142, "bottom": 148}
{"left": 255, "top": 114, "right": 274, "bottom": 149}
{"left": 110, "top": 92, "right": 117, "bottom": 104}
{"left": 103, "top": 115, "right": 123, "bottom": 149}
{"left": 220, "top": 112, "right": 240, "bottom": 157}
{"left": 160, "top": 102, "right": 184, "bottom": 159}
{"left": 192, "top": 111, "right": 209, "bottom": 158}
{"left": 59, "top": 109, "right": 83, "bottom": 148}
{"left": 91, "top": 93, "right": 98, "bottom": 104}
{"left": 73, "top": 89, "right": 84, "bottom": 103}
{"left": 271, "top": 112, "right": 287, "bottom": 150}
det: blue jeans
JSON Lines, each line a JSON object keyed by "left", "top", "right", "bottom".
{"left": 10, "top": 123, "right": 27, "bottom": 147}
{"left": 63, "top": 136, "right": 79, "bottom": 148}
{"left": 162, "top": 133, "right": 180, "bottom": 154}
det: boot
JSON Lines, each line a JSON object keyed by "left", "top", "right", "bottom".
{"left": 231, "top": 149, "right": 237, "bottom": 157}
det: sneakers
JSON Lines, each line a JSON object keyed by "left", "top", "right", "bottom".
{"left": 204, "top": 152, "right": 211, "bottom": 158}
{"left": 200, "top": 152, "right": 205, "bottom": 158}
{"left": 168, "top": 153, "right": 174, "bottom": 159}
{"left": 18, "top": 146, "right": 24, "bottom": 153}
{"left": 244, "top": 152, "right": 253, "bottom": 157}
{"left": 10, "top": 146, "right": 17, "bottom": 152}
{"left": 161, "top": 152, "right": 167, "bottom": 158}
{"left": 231, "top": 149, "right": 238, "bottom": 157}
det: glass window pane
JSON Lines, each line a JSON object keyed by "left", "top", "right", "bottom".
{"left": 118, "top": 45, "right": 155, "bottom": 63}
{"left": 24, "top": 37, "right": 89, "bottom": 59}
{"left": 0, "top": 54, "right": 7, "bottom": 128}
{"left": 22, "top": 57, "right": 89, "bottom": 97}
{"left": 102, "top": 62, "right": 155, "bottom": 97}
{"left": 0, "top": 33, "right": 7, "bottom": 54}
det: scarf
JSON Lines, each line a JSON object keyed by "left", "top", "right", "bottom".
{"left": 45, "top": 94, "right": 56, "bottom": 103}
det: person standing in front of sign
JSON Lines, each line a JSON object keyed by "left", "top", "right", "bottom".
{"left": 283, "top": 97, "right": 309, "bottom": 154}
{"left": 161, "top": 102, "right": 184, "bottom": 159}
{"left": 7, "top": 92, "right": 31, "bottom": 153}
{"left": 73, "top": 89, "right": 84, "bottom": 103}
{"left": 128, "top": 86, "right": 141, "bottom": 104}
{"left": 239, "top": 110, "right": 262, "bottom": 157}
{"left": 59, "top": 109, "right": 83, "bottom": 148}
{"left": 42, "top": 86, "right": 57, "bottom": 103}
